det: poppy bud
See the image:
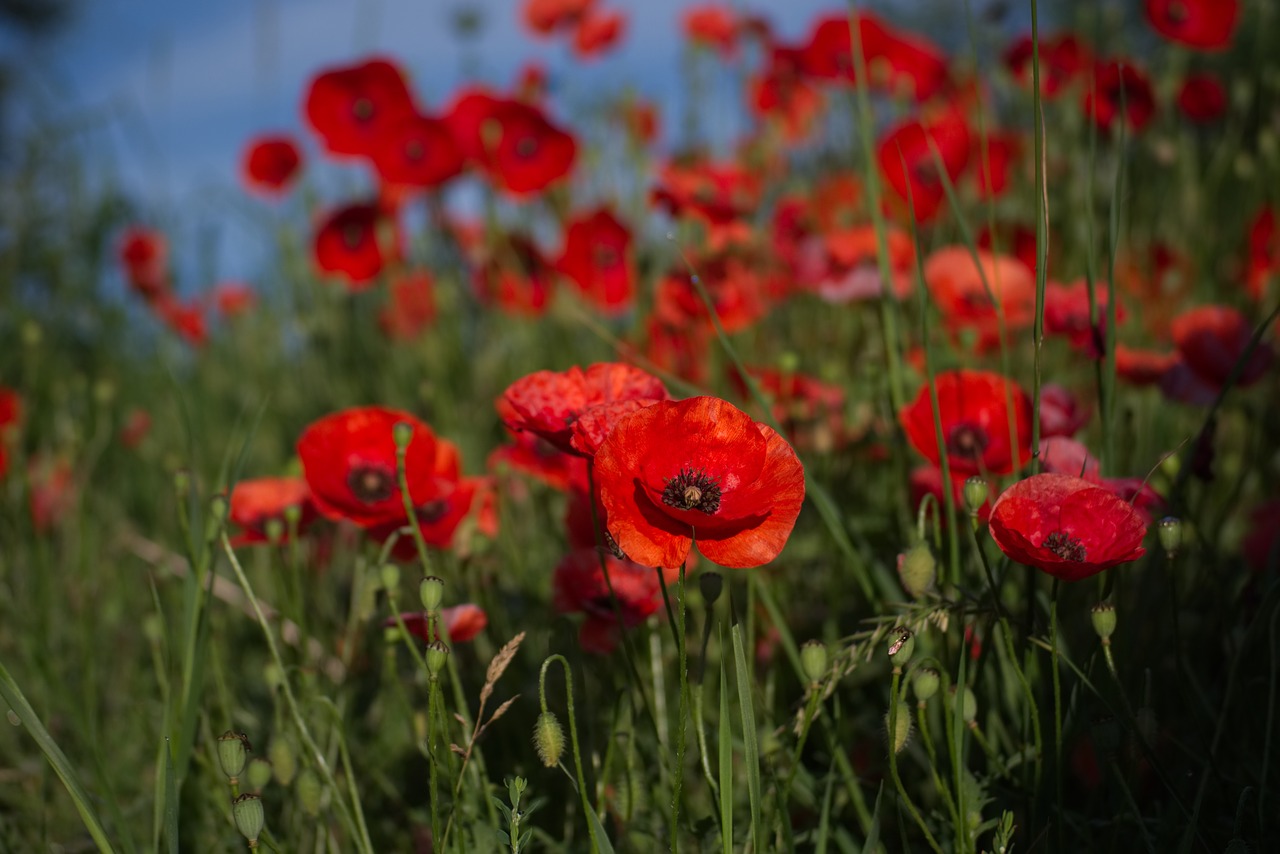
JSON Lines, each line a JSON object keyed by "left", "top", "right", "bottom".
{"left": 173, "top": 468, "right": 191, "bottom": 496}
{"left": 209, "top": 493, "right": 229, "bottom": 525}
{"left": 885, "top": 701, "right": 913, "bottom": 754}
{"left": 534, "top": 712, "right": 565, "bottom": 768}
{"left": 778, "top": 351, "right": 800, "bottom": 374}
{"left": 296, "top": 768, "right": 324, "bottom": 817}
{"left": 379, "top": 563, "right": 401, "bottom": 592}
{"left": 246, "top": 757, "right": 272, "bottom": 793}
{"left": 912, "top": 667, "right": 940, "bottom": 704}
{"left": 800, "top": 640, "right": 828, "bottom": 686}
{"left": 216, "top": 731, "right": 251, "bottom": 783}
{"left": 420, "top": 575, "right": 445, "bottom": 612}
{"left": 963, "top": 476, "right": 989, "bottom": 515}
{"left": 948, "top": 685, "right": 977, "bottom": 725}
{"left": 897, "top": 542, "right": 936, "bottom": 598}
{"left": 1090, "top": 602, "right": 1116, "bottom": 642}
{"left": 426, "top": 640, "right": 450, "bottom": 679}
{"left": 269, "top": 738, "right": 296, "bottom": 786}
{"left": 263, "top": 663, "right": 284, "bottom": 692}
{"left": 264, "top": 517, "right": 285, "bottom": 544}
{"left": 699, "top": 571, "right": 724, "bottom": 606}
{"left": 888, "top": 627, "right": 915, "bottom": 670}
{"left": 232, "top": 793, "right": 265, "bottom": 847}
{"left": 392, "top": 421, "right": 414, "bottom": 451}
{"left": 1157, "top": 516, "right": 1182, "bottom": 557}
{"left": 282, "top": 502, "right": 302, "bottom": 526}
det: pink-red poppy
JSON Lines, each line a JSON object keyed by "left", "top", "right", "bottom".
{"left": 28, "top": 455, "right": 75, "bottom": 533}
{"left": 1116, "top": 345, "right": 1179, "bottom": 386}
{"left": 1176, "top": 73, "right": 1227, "bottom": 123}
{"left": 1044, "top": 279, "right": 1125, "bottom": 357}
{"left": 119, "top": 408, "right": 152, "bottom": 450}
{"left": 989, "top": 473, "right": 1147, "bottom": 581}
{"left": 1145, "top": 0, "right": 1239, "bottom": 51}
{"left": 154, "top": 296, "right": 208, "bottom": 347}
{"left": 1038, "top": 436, "right": 1101, "bottom": 482}
{"left": 312, "top": 202, "right": 393, "bottom": 288}
{"left": 1171, "top": 305, "right": 1273, "bottom": 390}
{"left": 573, "top": 7, "right": 625, "bottom": 58}
{"left": 1084, "top": 61, "right": 1156, "bottom": 132}
{"left": 1039, "top": 384, "right": 1091, "bottom": 438}
{"left": 593, "top": 396, "right": 806, "bottom": 569}
{"left": 1003, "top": 33, "right": 1090, "bottom": 99}
{"left": 557, "top": 207, "right": 635, "bottom": 315}
{"left": 386, "top": 604, "right": 488, "bottom": 644}
{"left": 553, "top": 549, "right": 664, "bottom": 654}
{"left": 899, "top": 369, "right": 1033, "bottom": 476}
{"left": 877, "top": 109, "right": 971, "bottom": 223}
{"left": 229, "top": 477, "right": 318, "bottom": 546}
{"left": 241, "top": 135, "right": 303, "bottom": 195}
{"left": 304, "top": 57, "right": 416, "bottom": 158}
{"left": 923, "top": 246, "right": 1036, "bottom": 349}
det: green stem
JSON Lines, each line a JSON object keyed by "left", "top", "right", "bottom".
{"left": 887, "top": 670, "right": 943, "bottom": 853}
{"left": 540, "top": 655, "right": 598, "bottom": 853}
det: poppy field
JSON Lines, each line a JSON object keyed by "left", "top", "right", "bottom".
{"left": 3, "top": 0, "right": 1280, "bottom": 851}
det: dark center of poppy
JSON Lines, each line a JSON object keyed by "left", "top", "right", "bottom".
{"left": 1042, "top": 530, "right": 1087, "bottom": 562}
{"left": 404, "top": 139, "right": 425, "bottom": 162}
{"left": 342, "top": 223, "right": 365, "bottom": 250}
{"left": 594, "top": 245, "right": 619, "bottom": 270}
{"left": 515, "top": 136, "right": 539, "bottom": 159}
{"left": 414, "top": 499, "right": 449, "bottom": 523}
{"left": 352, "top": 97, "right": 375, "bottom": 122}
{"left": 662, "top": 467, "right": 722, "bottom": 514}
{"left": 1164, "top": 1, "right": 1188, "bottom": 25}
{"left": 946, "top": 424, "right": 989, "bottom": 460}
{"left": 347, "top": 464, "right": 396, "bottom": 504}
{"left": 910, "top": 161, "right": 942, "bottom": 190}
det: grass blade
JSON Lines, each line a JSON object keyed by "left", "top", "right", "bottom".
{"left": 731, "top": 623, "right": 763, "bottom": 851}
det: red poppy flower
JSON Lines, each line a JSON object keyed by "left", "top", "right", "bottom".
{"left": 28, "top": 455, "right": 74, "bottom": 533}
{"left": 651, "top": 157, "right": 762, "bottom": 228}
{"left": 471, "top": 232, "right": 555, "bottom": 316}
{"left": 569, "top": 399, "right": 661, "bottom": 457}
{"left": 1171, "top": 305, "right": 1273, "bottom": 389}
{"left": 378, "top": 272, "right": 436, "bottom": 340}
{"left": 1246, "top": 207, "right": 1278, "bottom": 301}
{"left": 800, "top": 13, "right": 948, "bottom": 102}
{"left": 119, "top": 227, "right": 168, "bottom": 301}
{"left": 750, "top": 46, "right": 825, "bottom": 142}
{"left": 241, "top": 135, "right": 302, "bottom": 195}
{"left": 312, "top": 202, "right": 392, "bottom": 288}
{"left": 230, "top": 477, "right": 318, "bottom": 545}
{"left": 728, "top": 366, "right": 849, "bottom": 453}
{"left": 924, "top": 246, "right": 1036, "bottom": 348}
{"left": 297, "top": 406, "right": 446, "bottom": 528}
{"left": 370, "top": 112, "right": 464, "bottom": 190}
{"left": 1116, "top": 345, "right": 1179, "bottom": 386}
{"left": 1084, "top": 61, "right": 1156, "bottom": 132}
{"left": 0, "top": 387, "right": 20, "bottom": 480}
{"left": 622, "top": 99, "right": 659, "bottom": 145}
{"left": 119, "top": 407, "right": 151, "bottom": 450}
{"left": 877, "top": 109, "right": 971, "bottom": 222}
{"left": 1038, "top": 436, "right": 1101, "bottom": 482}
{"left": 989, "top": 473, "right": 1147, "bottom": 581}
{"left": 573, "top": 7, "right": 625, "bottom": 58}
{"left": 369, "top": 469, "right": 481, "bottom": 556}
{"left": 909, "top": 465, "right": 991, "bottom": 522}
{"left": 654, "top": 252, "right": 776, "bottom": 334}
{"left": 1003, "top": 32, "right": 1090, "bottom": 99}
{"left": 977, "top": 222, "right": 1039, "bottom": 278}
{"left": 644, "top": 317, "right": 712, "bottom": 386}
{"left": 557, "top": 207, "right": 635, "bottom": 315}
{"left": 974, "top": 132, "right": 1019, "bottom": 199}
{"left": 489, "top": 428, "right": 586, "bottom": 492}
{"left": 1102, "top": 477, "right": 1166, "bottom": 526}
{"left": 153, "top": 296, "right": 208, "bottom": 347}
{"left": 446, "top": 91, "right": 576, "bottom": 196}
{"left": 684, "top": 4, "right": 738, "bottom": 55}
{"left": 1145, "top": 0, "right": 1238, "bottom": 51}
{"left": 553, "top": 549, "right": 664, "bottom": 654}
{"left": 899, "top": 369, "right": 1033, "bottom": 476}
{"left": 500, "top": 362, "right": 669, "bottom": 455}
{"left": 1039, "top": 384, "right": 1090, "bottom": 438}
{"left": 304, "top": 57, "right": 416, "bottom": 158}
{"left": 210, "top": 282, "right": 256, "bottom": 319}
{"left": 1044, "top": 279, "right": 1125, "bottom": 357}
{"left": 522, "top": 0, "right": 593, "bottom": 35}
{"left": 593, "top": 396, "right": 806, "bottom": 569}
{"left": 1176, "top": 73, "right": 1227, "bottom": 123}
{"left": 387, "top": 604, "right": 488, "bottom": 644}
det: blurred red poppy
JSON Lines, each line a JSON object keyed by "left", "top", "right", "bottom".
{"left": 557, "top": 207, "right": 635, "bottom": 315}
{"left": 573, "top": 7, "right": 625, "bottom": 58}
{"left": 378, "top": 272, "right": 436, "bottom": 340}
{"left": 1038, "top": 436, "right": 1101, "bottom": 482}
{"left": 1084, "top": 61, "right": 1156, "bottom": 132}
{"left": 1044, "top": 279, "right": 1125, "bottom": 357}
{"left": 728, "top": 366, "right": 848, "bottom": 453}
{"left": 387, "top": 604, "right": 488, "bottom": 643}
{"left": 212, "top": 282, "right": 256, "bottom": 319}
{"left": 488, "top": 427, "right": 586, "bottom": 492}
{"left": 1176, "top": 73, "right": 1227, "bottom": 123}
{"left": 472, "top": 232, "right": 556, "bottom": 317}
{"left": 804, "top": 225, "right": 914, "bottom": 303}
{"left": 28, "top": 455, "right": 75, "bottom": 533}
{"left": 371, "top": 113, "right": 464, "bottom": 190}
{"left": 1246, "top": 207, "right": 1278, "bottom": 301}
{"left": 973, "top": 131, "right": 1019, "bottom": 199}
{"left": 522, "top": 0, "right": 593, "bottom": 36}
{"left": 446, "top": 91, "right": 576, "bottom": 196}
{"left": 312, "top": 202, "right": 392, "bottom": 288}
{"left": 1003, "top": 32, "right": 1090, "bottom": 99}
{"left": 119, "top": 227, "right": 168, "bottom": 301}
{"left": 1243, "top": 500, "right": 1280, "bottom": 572}
{"left": 499, "top": 362, "right": 668, "bottom": 455}
{"left": 241, "top": 135, "right": 302, "bottom": 195}
{"left": 154, "top": 296, "right": 208, "bottom": 347}
{"left": 800, "top": 13, "right": 948, "bottom": 102}
{"left": 924, "top": 246, "right": 1036, "bottom": 349}
{"left": 1171, "top": 305, "right": 1273, "bottom": 390}
{"left": 1145, "top": 0, "right": 1238, "bottom": 51}
{"left": 899, "top": 369, "right": 1033, "bottom": 476}
{"left": 593, "top": 396, "right": 806, "bottom": 568}
{"left": 1116, "top": 345, "right": 1179, "bottom": 386}
{"left": 370, "top": 461, "right": 482, "bottom": 556}
{"left": 119, "top": 407, "right": 152, "bottom": 450}
{"left": 909, "top": 465, "right": 991, "bottom": 522}
{"left": 750, "top": 46, "right": 825, "bottom": 142}
{"left": 990, "top": 473, "right": 1147, "bottom": 581}
{"left": 297, "top": 406, "right": 445, "bottom": 528}
{"left": 553, "top": 549, "right": 664, "bottom": 654}
{"left": 304, "top": 57, "right": 416, "bottom": 158}
{"left": 877, "top": 109, "right": 971, "bottom": 222}
{"left": 0, "top": 387, "right": 19, "bottom": 480}
{"left": 230, "top": 477, "right": 317, "bottom": 546}
{"left": 1039, "top": 384, "right": 1090, "bottom": 438}
{"left": 1102, "top": 477, "right": 1166, "bottom": 526}
{"left": 684, "top": 4, "right": 738, "bottom": 55}
{"left": 655, "top": 252, "right": 776, "bottom": 334}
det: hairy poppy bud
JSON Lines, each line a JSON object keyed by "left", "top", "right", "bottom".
{"left": 897, "top": 542, "right": 936, "bottom": 598}
{"left": 269, "top": 739, "right": 296, "bottom": 786}
{"left": 888, "top": 627, "right": 915, "bottom": 670}
{"left": 534, "top": 712, "right": 565, "bottom": 768}
{"left": 800, "top": 640, "right": 828, "bottom": 686}
{"left": 963, "top": 476, "right": 989, "bottom": 515}
{"left": 232, "top": 793, "right": 265, "bottom": 847}
{"left": 420, "top": 575, "right": 445, "bottom": 612}
{"left": 246, "top": 757, "right": 272, "bottom": 793}
{"left": 426, "top": 640, "right": 450, "bottom": 679}
{"left": 1157, "top": 516, "right": 1182, "bottom": 557}
{"left": 379, "top": 562, "right": 401, "bottom": 592}
{"left": 885, "top": 702, "right": 913, "bottom": 754}
{"left": 912, "top": 667, "right": 940, "bottom": 704}
{"left": 216, "top": 731, "right": 251, "bottom": 783}
{"left": 1090, "top": 602, "right": 1116, "bottom": 642}
{"left": 296, "top": 768, "right": 323, "bottom": 817}
{"left": 699, "top": 571, "right": 724, "bottom": 607}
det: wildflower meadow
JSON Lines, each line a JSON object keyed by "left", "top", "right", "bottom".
{"left": 3, "top": 0, "right": 1280, "bottom": 851}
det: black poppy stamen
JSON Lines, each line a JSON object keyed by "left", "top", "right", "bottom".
{"left": 515, "top": 136, "right": 539, "bottom": 159}
{"left": 1043, "top": 530, "right": 1087, "bottom": 562}
{"left": 414, "top": 499, "right": 449, "bottom": 524}
{"left": 348, "top": 464, "right": 396, "bottom": 504}
{"left": 662, "top": 467, "right": 722, "bottom": 515}
{"left": 946, "top": 424, "right": 990, "bottom": 460}
{"left": 352, "top": 97, "right": 375, "bottom": 121}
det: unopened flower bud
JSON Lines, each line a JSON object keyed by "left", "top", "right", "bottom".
{"left": 379, "top": 563, "right": 401, "bottom": 592}
{"left": 420, "top": 576, "right": 445, "bottom": 612}
{"left": 269, "top": 738, "right": 296, "bottom": 786}
{"left": 392, "top": 421, "right": 414, "bottom": 451}
{"left": 246, "top": 757, "right": 272, "bottom": 793}
{"left": 885, "top": 701, "right": 913, "bottom": 754}
{"left": 963, "top": 476, "right": 989, "bottom": 515}
{"left": 699, "top": 571, "right": 723, "bottom": 606}
{"left": 948, "top": 685, "right": 977, "bottom": 725}
{"left": 1091, "top": 602, "right": 1116, "bottom": 642}
{"left": 282, "top": 503, "right": 302, "bottom": 526}
{"left": 209, "top": 493, "right": 229, "bottom": 524}
{"left": 534, "top": 711, "right": 565, "bottom": 768}
{"left": 1157, "top": 516, "right": 1182, "bottom": 557}
{"left": 296, "top": 768, "right": 323, "bottom": 817}
{"left": 426, "top": 640, "right": 450, "bottom": 679}
{"left": 264, "top": 517, "right": 285, "bottom": 544}
{"left": 897, "top": 542, "right": 937, "bottom": 598}
{"left": 887, "top": 627, "right": 915, "bottom": 670}
{"left": 912, "top": 667, "right": 940, "bottom": 704}
{"left": 216, "top": 731, "right": 251, "bottom": 782}
{"left": 800, "top": 640, "right": 828, "bottom": 685}
{"left": 173, "top": 468, "right": 191, "bottom": 496}
{"left": 232, "top": 793, "right": 265, "bottom": 846}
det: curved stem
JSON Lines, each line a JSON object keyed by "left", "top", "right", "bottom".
{"left": 540, "top": 655, "right": 598, "bottom": 853}
{"left": 887, "top": 670, "right": 943, "bottom": 853}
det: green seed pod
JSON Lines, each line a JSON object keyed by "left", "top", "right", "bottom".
{"left": 534, "top": 712, "right": 565, "bottom": 768}
{"left": 912, "top": 667, "right": 940, "bottom": 704}
{"left": 269, "top": 738, "right": 296, "bottom": 787}
{"left": 1091, "top": 602, "right": 1117, "bottom": 642}
{"left": 800, "top": 640, "right": 829, "bottom": 685}
{"left": 419, "top": 575, "right": 445, "bottom": 612}
{"left": 887, "top": 627, "right": 915, "bottom": 669}
{"left": 245, "top": 757, "right": 272, "bottom": 793}
{"left": 885, "top": 702, "right": 913, "bottom": 754}
{"left": 296, "top": 768, "right": 324, "bottom": 817}
{"left": 379, "top": 563, "right": 401, "bottom": 592}
{"left": 897, "top": 542, "right": 936, "bottom": 599}
{"left": 232, "top": 793, "right": 265, "bottom": 846}
{"left": 426, "top": 640, "right": 450, "bottom": 679}
{"left": 963, "top": 476, "right": 989, "bottom": 515}
{"left": 1157, "top": 516, "right": 1182, "bottom": 557}
{"left": 216, "top": 731, "right": 251, "bottom": 782}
